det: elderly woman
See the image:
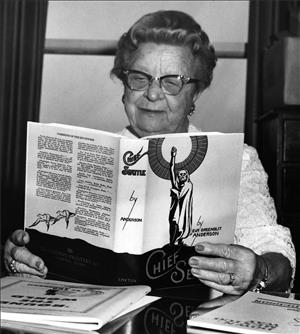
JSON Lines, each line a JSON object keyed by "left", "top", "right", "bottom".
{"left": 4, "top": 10, "right": 295, "bottom": 296}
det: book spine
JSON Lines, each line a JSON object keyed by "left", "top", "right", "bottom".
{"left": 113, "top": 138, "right": 149, "bottom": 254}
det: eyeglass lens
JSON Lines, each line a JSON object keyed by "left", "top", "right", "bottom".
{"left": 127, "top": 72, "right": 183, "bottom": 95}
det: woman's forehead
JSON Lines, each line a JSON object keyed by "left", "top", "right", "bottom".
{"left": 130, "top": 42, "right": 197, "bottom": 75}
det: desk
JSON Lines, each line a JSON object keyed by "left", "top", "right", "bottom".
{"left": 1, "top": 287, "right": 298, "bottom": 334}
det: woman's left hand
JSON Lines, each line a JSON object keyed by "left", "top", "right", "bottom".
{"left": 189, "top": 242, "right": 259, "bottom": 295}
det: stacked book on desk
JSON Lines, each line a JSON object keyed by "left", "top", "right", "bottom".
{"left": 0, "top": 276, "right": 155, "bottom": 331}
{"left": 187, "top": 290, "right": 300, "bottom": 334}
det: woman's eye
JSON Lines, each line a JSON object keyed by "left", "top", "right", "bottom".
{"left": 163, "top": 78, "right": 181, "bottom": 87}
{"left": 131, "top": 75, "right": 147, "bottom": 82}
{"left": 164, "top": 78, "right": 180, "bottom": 86}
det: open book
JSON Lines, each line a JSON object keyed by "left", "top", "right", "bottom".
{"left": 24, "top": 122, "right": 244, "bottom": 287}
{"left": 0, "top": 276, "right": 151, "bottom": 331}
{"left": 187, "top": 291, "right": 300, "bottom": 334}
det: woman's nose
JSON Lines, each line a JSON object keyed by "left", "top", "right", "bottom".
{"left": 144, "top": 79, "right": 165, "bottom": 101}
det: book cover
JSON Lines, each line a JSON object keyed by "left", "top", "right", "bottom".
{"left": 0, "top": 276, "right": 150, "bottom": 331}
{"left": 24, "top": 122, "right": 244, "bottom": 288}
{"left": 187, "top": 291, "right": 300, "bottom": 334}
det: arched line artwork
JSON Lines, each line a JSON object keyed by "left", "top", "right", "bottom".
{"left": 148, "top": 136, "right": 208, "bottom": 180}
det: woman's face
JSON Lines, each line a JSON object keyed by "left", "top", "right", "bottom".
{"left": 123, "top": 43, "right": 200, "bottom": 137}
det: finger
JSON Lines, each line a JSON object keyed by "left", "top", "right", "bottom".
{"left": 189, "top": 256, "right": 235, "bottom": 273}
{"left": 11, "top": 246, "right": 47, "bottom": 273}
{"left": 194, "top": 294, "right": 239, "bottom": 309}
{"left": 9, "top": 229, "right": 30, "bottom": 246}
{"left": 197, "top": 278, "right": 241, "bottom": 295}
{"left": 4, "top": 230, "right": 28, "bottom": 258}
{"left": 189, "top": 308, "right": 214, "bottom": 319}
{"left": 190, "top": 267, "right": 233, "bottom": 286}
{"left": 3, "top": 235, "right": 23, "bottom": 271}
{"left": 195, "top": 242, "right": 239, "bottom": 260}
{"left": 13, "top": 261, "right": 48, "bottom": 277}
{"left": 190, "top": 295, "right": 239, "bottom": 318}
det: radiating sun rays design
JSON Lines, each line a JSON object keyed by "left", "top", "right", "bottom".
{"left": 147, "top": 135, "right": 208, "bottom": 179}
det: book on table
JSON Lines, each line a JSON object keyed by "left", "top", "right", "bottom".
{"left": 187, "top": 291, "right": 300, "bottom": 334}
{"left": 0, "top": 276, "right": 151, "bottom": 331}
{"left": 24, "top": 122, "right": 244, "bottom": 288}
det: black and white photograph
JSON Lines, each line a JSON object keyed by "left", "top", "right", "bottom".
{"left": 1, "top": 1, "right": 300, "bottom": 333}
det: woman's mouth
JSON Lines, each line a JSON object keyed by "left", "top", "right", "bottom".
{"left": 139, "top": 107, "right": 165, "bottom": 114}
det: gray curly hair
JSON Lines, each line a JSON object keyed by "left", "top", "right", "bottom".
{"left": 111, "top": 10, "right": 217, "bottom": 93}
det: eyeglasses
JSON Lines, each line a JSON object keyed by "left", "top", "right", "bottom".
{"left": 122, "top": 69, "right": 200, "bottom": 96}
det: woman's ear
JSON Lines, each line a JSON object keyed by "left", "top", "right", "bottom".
{"left": 122, "top": 86, "right": 127, "bottom": 104}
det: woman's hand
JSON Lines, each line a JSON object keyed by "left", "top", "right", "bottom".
{"left": 189, "top": 242, "right": 264, "bottom": 295}
{"left": 3, "top": 229, "right": 48, "bottom": 278}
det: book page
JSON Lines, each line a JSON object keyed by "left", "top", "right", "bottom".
{"left": 24, "top": 122, "right": 122, "bottom": 250}
{"left": 187, "top": 291, "right": 300, "bottom": 334}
